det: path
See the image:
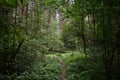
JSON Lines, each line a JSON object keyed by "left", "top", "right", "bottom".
{"left": 57, "top": 56, "right": 66, "bottom": 80}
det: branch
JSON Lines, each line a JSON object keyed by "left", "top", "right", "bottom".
{"left": 49, "top": 49, "right": 66, "bottom": 53}
{"left": 11, "top": 39, "right": 24, "bottom": 61}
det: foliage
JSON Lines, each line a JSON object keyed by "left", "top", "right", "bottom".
{"left": 0, "top": 56, "right": 61, "bottom": 80}
{"left": 0, "top": 0, "right": 64, "bottom": 75}
{"left": 37, "top": 31, "right": 65, "bottom": 54}
{"left": 62, "top": 0, "right": 120, "bottom": 79}
{"left": 62, "top": 24, "right": 78, "bottom": 50}
{"left": 0, "top": 0, "right": 120, "bottom": 80}
{"left": 0, "top": 0, "right": 28, "bottom": 8}
{"left": 65, "top": 54, "right": 105, "bottom": 80}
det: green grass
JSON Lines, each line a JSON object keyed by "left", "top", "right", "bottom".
{"left": 46, "top": 51, "right": 85, "bottom": 63}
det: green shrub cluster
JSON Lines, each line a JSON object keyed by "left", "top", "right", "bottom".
{"left": 66, "top": 57, "right": 106, "bottom": 80}
{"left": 0, "top": 57, "right": 61, "bottom": 80}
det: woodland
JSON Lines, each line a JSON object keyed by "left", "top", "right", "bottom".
{"left": 0, "top": 0, "right": 120, "bottom": 80}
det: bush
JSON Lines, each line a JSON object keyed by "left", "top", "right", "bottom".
{"left": 66, "top": 56, "right": 106, "bottom": 80}
{"left": 32, "top": 57, "right": 61, "bottom": 80}
{"left": 8, "top": 57, "right": 61, "bottom": 80}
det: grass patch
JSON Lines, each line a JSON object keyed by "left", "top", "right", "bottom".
{"left": 46, "top": 51, "right": 85, "bottom": 63}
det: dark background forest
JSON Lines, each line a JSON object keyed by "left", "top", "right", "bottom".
{"left": 0, "top": 0, "right": 120, "bottom": 80}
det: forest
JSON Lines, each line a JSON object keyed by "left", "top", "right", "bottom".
{"left": 0, "top": 0, "right": 120, "bottom": 80}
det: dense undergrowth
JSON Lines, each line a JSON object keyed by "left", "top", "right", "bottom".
{"left": 0, "top": 51, "right": 113, "bottom": 80}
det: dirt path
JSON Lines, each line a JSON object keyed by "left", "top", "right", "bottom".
{"left": 57, "top": 56, "right": 66, "bottom": 80}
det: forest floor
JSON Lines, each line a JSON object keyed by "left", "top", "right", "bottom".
{"left": 45, "top": 51, "right": 85, "bottom": 79}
